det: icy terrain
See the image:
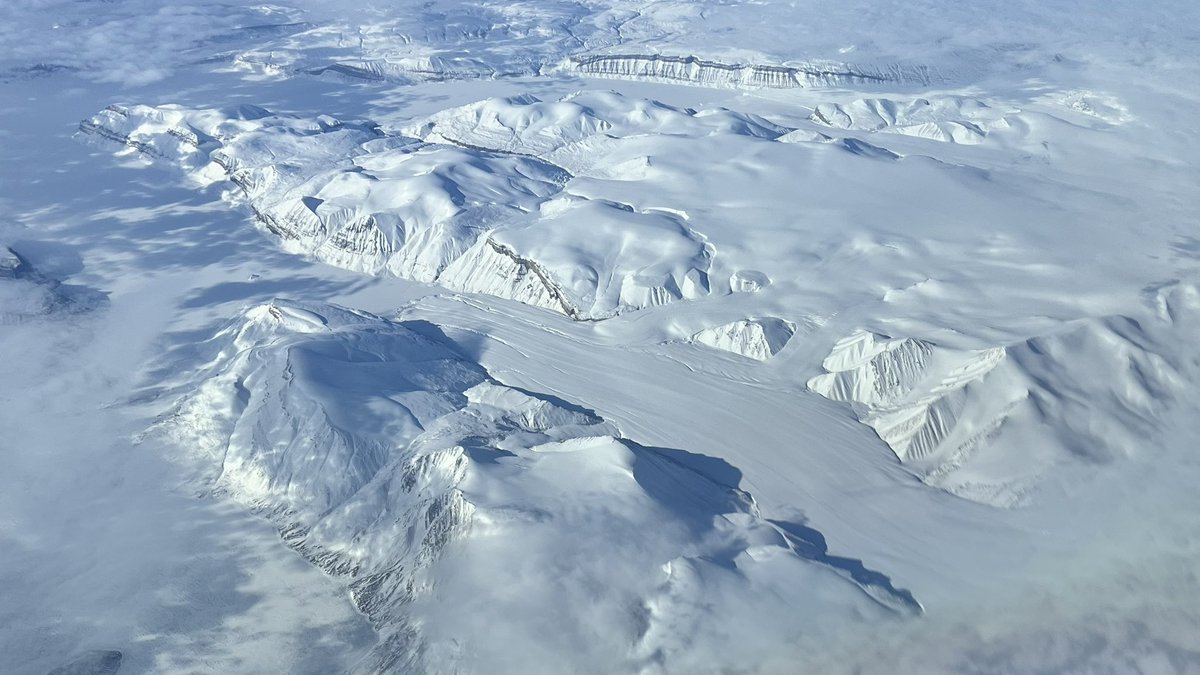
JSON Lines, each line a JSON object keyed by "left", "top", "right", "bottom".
{"left": 3, "top": 0, "right": 1200, "bottom": 673}
{"left": 80, "top": 97, "right": 724, "bottom": 319}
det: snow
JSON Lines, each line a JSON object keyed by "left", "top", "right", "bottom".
{"left": 80, "top": 100, "right": 726, "bottom": 319}
{"left": 0, "top": 244, "right": 108, "bottom": 324}
{"left": 808, "top": 96, "right": 1012, "bottom": 145}
{"left": 3, "top": 0, "right": 1200, "bottom": 673}
{"left": 807, "top": 316, "right": 1189, "bottom": 506}
{"left": 401, "top": 90, "right": 787, "bottom": 172}
{"left": 688, "top": 317, "right": 796, "bottom": 361}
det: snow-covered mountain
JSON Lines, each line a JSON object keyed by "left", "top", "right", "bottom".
{"left": 80, "top": 100, "right": 727, "bottom": 319}
{"left": 808, "top": 304, "right": 1193, "bottom": 505}
{"left": 686, "top": 317, "right": 796, "bottom": 361}
{"left": 158, "top": 299, "right": 917, "bottom": 672}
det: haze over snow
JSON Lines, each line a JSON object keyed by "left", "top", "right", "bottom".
{"left": 2, "top": 0, "right": 1200, "bottom": 673}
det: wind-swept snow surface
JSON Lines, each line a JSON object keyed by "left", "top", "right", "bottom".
{"left": 4, "top": 0, "right": 1200, "bottom": 673}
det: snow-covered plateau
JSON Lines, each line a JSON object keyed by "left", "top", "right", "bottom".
{"left": 2, "top": 0, "right": 1199, "bottom": 673}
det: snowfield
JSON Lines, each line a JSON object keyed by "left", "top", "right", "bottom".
{"left": 3, "top": 0, "right": 1200, "bottom": 673}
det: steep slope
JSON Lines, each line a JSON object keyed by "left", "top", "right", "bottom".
{"left": 401, "top": 90, "right": 787, "bottom": 173}
{"left": 809, "top": 311, "right": 1188, "bottom": 506}
{"left": 159, "top": 300, "right": 918, "bottom": 673}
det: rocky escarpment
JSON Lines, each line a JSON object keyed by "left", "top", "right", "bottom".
{"left": 401, "top": 90, "right": 787, "bottom": 173}
{"left": 0, "top": 245, "right": 107, "bottom": 324}
{"left": 565, "top": 54, "right": 941, "bottom": 89}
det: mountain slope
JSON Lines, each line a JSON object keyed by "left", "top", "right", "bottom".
{"left": 808, "top": 304, "right": 1191, "bottom": 505}
{"left": 80, "top": 103, "right": 723, "bottom": 319}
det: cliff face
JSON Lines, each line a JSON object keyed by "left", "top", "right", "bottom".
{"left": 565, "top": 54, "right": 938, "bottom": 89}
